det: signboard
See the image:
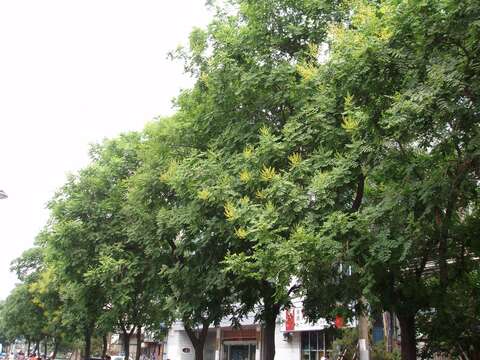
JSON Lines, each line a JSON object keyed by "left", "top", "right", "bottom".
{"left": 285, "top": 309, "right": 295, "bottom": 331}
{"left": 222, "top": 328, "right": 257, "bottom": 340}
{"left": 281, "top": 304, "right": 328, "bottom": 332}
{"left": 181, "top": 347, "right": 193, "bottom": 360}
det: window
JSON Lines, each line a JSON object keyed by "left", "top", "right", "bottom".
{"left": 301, "top": 331, "right": 328, "bottom": 360}
{"left": 223, "top": 343, "right": 256, "bottom": 360}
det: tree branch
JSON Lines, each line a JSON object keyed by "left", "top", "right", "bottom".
{"left": 287, "top": 284, "right": 300, "bottom": 297}
{"left": 166, "top": 235, "right": 185, "bottom": 264}
{"left": 351, "top": 173, "right": 365, "bottom": 213}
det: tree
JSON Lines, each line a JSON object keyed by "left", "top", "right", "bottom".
{"left": 46, "top": 133, "right": 143, "bottom": 359}
{"left": 3, "top": 2, "right": 478, "bottom": 360}
{"left": 7, "top": 246, "right": 72, "bottom": 357}
{"left": 168, "top": 1, "right": 348, "bottom": 358}
{"left": 180, "top": 1, "right": 480, "bottom": 360}
{"left": 126, "top": 119, "right": 234, "bottom": 360}
{"left": 291, "top": 1, "right": 480, "bottom": 359}
{"left": 0, "top": 284, "right": 46, "bottom": 351}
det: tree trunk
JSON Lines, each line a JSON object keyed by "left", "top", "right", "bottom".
{"left": 44, "top": 338, "right": 48, "bottom": 357}
{"left": 358, "top": 313, "right": 370, "bottom": 360}
{"left": 263, "top": 289, "right": 280, "bottom": 360}
{"left": 35, "top": 341, "right": 40, "bottom": 354}
{"left": 185, "top": 331, "right": 205, "bottom": 360}
{"left": 84, "top": 327, "right": 92, "bottom": 360}
{"left": 398, "top": 313, "right": 416, "bottom": 360}
{"left": 358, "top": 297, "right": 370, "bottom": 360}
{"left": 102, "top": 335, "right": 108, "bottom": 359}
{"left": 184, "top": 321, "right": 209, "bottom": 360}
{"left": 383, "top": 312, "right": 392, "bottom": 353}
{"left": 51, "top": 340, "right": 59, "bottom": 360}
{"left": 264, "top": 314, "right": 277, "bottom": 360}
{"left": 123, "top": 331, "right": 131, "bottom": 360}
{"left": 102, "top": 334, "right": 108, "bottom": 359}
{"left": 27, "top": 339, "right": 31, "bottom": 355}
{"left": 472, "top": 348, "right": 480, "bottom": 360}
{"left": 135, "top": 327, "right": 142, "bottom": 360}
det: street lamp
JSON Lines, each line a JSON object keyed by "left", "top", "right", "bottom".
{"left": 0, "top": 190, "right": 7, "bottom": 199}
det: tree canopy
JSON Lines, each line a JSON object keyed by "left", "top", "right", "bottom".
{"left": 1, "top": 1, "right": 479, "bottom": 360}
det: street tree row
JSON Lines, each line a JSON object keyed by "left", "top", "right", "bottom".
{"left": 2, "top": 1, "right": 479, "bottom": 360}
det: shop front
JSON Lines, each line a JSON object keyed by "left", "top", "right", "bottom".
{"left": 223, "top": 342, "right": 256, "bottom": 360}
{"left": 163, "top": 322, "right": 261, "bottom": 360}
{"left": 164, "top": 307, "right": 339, "bottom": 360}
{"left": 220, "top": 326, "right": 259, "bottom": 360}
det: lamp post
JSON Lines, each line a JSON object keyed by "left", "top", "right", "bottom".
{"left": 0, "top": 190, "right": 7, "bottom": 199}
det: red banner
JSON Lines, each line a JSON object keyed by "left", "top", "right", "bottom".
{"left": 285, "top": 309, "right": 295, "bottom": 331}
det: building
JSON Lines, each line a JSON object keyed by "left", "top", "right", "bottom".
{"left": 163, "top": 301, "right": 339, "bottom": 360}
{"left": 109, "top": 331, "right": 164, "bottom": 360}
{"left": 109, "top": 309, "right": 402, "bottom": 360}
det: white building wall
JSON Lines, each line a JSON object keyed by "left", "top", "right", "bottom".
{"left": 164, "top": 323, "right": 195, "bottom": 360}
{"left": 164, "top": 316, "right": 331, "bottom": 360}
{"left": 274, "top": 323, "right": 301, "bottom": 360}
{"left": 165, "top": 324, "right": 303, "bottom": 360}
{"left": 164, "top": 323, "right": 217, "bottom": 360}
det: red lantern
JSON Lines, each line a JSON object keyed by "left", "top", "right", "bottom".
{"left": 335, "top": 315, "right": 344, "bottom": 328}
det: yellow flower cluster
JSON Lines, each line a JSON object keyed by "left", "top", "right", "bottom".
{"left": 259, "top": 126, "right": 271, "bottom": 137}
{"left": 239, "top": 196, "right": 250, "bottom": 206}
{"left": 341, "top": 115, "right": 360, "bottom": 133}
{"left": 261, "top": 165, "right": 276, "bottom": 181}
{"left": 197, "top": 189, "right": 211, "bottom": 201}
{"left": 160, "top": 160, "right": 178, "bottom": 182}
{"left": 297, "top": 63, "right": 318, "bottom": 81}
{"left": 224, "top": 202, "right": 236, "bottom": 221}
{"left": 243, "top": 145, "right": 254, "bottom": 159}
{"left": 240, "top": 169, "right": 252, "bottom": 183}
{"left": 256, "top": 190, "right": 266, "bottom": 199}
{"left": 288, "top": 152, "right": 302, "bottom": 167}
{"left": 235, "top": 227, "right": 248, "bottom": 239}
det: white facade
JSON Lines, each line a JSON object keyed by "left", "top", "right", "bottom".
{"left": 162, "top": 310, "right": 334, "bottom": 360}
{"left": 274, "top": 326, "right": 302, "bottom": 360}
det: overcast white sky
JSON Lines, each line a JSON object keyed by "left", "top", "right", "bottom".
{"left": 0, "top": 0, "right": 211, "bottom": 300}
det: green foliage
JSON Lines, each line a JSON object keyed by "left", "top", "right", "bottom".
{"left": 10, "top": 247, "right": 44, "bottom": 284}
{"left": 3, "top": 1, "right": 479, "bottom": 359}
{"left": 417, "top": 269, "right": 480, "bottom": 358}
{"left": 371, "top": 341, "right": 401, "bottom": 360}
{"left": 330, "top": 328, "right": 358, "bottom": 360}
{"left": 0, "top": 284, "right": 45, "bottom": 343}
